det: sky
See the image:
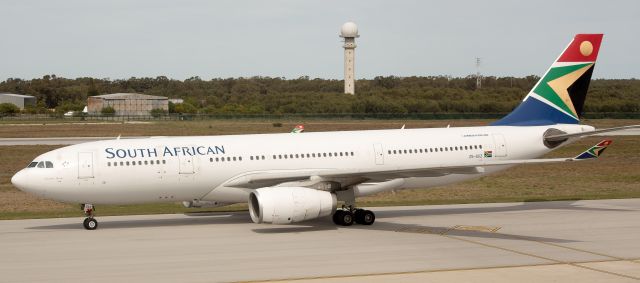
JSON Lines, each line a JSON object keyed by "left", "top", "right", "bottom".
{"left": 1, "top": 0, "right": 638, "bottom": 81}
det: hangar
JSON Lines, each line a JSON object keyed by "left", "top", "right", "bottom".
{"left": 0, "top": 93, "right": 36, "bottom": 109}
{"left": 87, "top": 93, "right": 168, "bottom": 116}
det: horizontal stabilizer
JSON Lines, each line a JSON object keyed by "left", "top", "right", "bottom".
{"left": 573, "top": 140, "right": 612, "bottom": 160}
{"left": 545, "top": 125, "right": 640, "bottom": 142}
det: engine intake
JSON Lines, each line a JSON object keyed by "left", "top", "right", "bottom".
{"left": 249, "top": 187, "right": 337, "bottom": 224}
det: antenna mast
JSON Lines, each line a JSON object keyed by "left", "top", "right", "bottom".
{"left": 475, "top": 57, "right": 482, "bottom": 89}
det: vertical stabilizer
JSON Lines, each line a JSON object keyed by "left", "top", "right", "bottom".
{"left": 492, "top": 34, "right": 603, "bottom": 126}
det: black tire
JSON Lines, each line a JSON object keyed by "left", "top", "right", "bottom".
{"left": 332, "top": 210, "right": 344, "bottom": 225}
{"left": 340, "top": 211, "right": 354, "bottom": 226}
{"left": 354, "top": 209, "right": 365, "bottom": 224}
{"left": 361, "top": 210, "right": 375, "bottom": 225}
{"left": 83, "top": 218, "right": 98, "bottom": 230}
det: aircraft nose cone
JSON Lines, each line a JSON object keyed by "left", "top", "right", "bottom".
{"left": 11, "top": 170, "right": 28, "bottom": 191}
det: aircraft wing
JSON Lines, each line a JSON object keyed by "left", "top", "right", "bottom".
{"left": 545, "top": 125, "right": 639, "bottom": 142}
{"left": 223, "top": 140, "right": 612, "bottom": 189}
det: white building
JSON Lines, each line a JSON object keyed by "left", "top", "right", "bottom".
{"left": 0, "top": 93, "right": 36, "bottom": 109}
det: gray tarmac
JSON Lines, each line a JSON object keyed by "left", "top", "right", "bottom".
{"left": 0, "top": 128, "right": 638, "bottom": 146}
{"left": 1, "top": 199, "right": 639, "bottom": 282}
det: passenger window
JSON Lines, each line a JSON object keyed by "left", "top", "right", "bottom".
{"left": 107, "top": 162, "right": 111, "bottom": 167}
{"left": 162, "top": 160, "right": 166, "bottom": 164}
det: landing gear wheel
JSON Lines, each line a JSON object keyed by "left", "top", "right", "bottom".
{"left": 83, "top": 218, "right": 98, "bottom": 230}
{"left": 332, "top": 210, "right": 354, "bottom": 226}
{"left": 353, "top": 209, "right": 375, "bottom": 225}
{"left": 332, "top": 210, "right": 344, "bottom": 225}
{"left": 361, "top": 210, "right": 375, "bottom": 225}
{"left": 354, "top": 209, "right": 365, "bottom": 223}
{"left": 81, "top": 204, "right": 98, "bottom": 230}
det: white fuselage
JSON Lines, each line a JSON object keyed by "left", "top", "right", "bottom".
{"left": 12, "top": 124, "right": 594, "bottom": 205}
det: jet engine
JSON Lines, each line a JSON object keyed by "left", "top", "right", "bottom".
{"left": 248, "top": 187, "right": 337, "bottom": 224}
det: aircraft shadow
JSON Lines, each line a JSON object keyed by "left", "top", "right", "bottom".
{"left": 346, "top": 221, "right": 575, "bottom": 243}
{"left": 27, "top": 212, "right": 251, "bottom": 230}
{"left": 372, "top": 200, "right": 631, "bottom": 219}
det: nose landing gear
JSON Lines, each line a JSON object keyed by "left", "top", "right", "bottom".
{"left": 81, "top": 204, "right": 98, "bottom": 230}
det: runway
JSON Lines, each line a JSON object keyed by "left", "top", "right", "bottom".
{"left": 1, "top": 199, "right": 639, "bottom": 282}
{"left": 0, "top": 128, "right": 638, "bottom": 145}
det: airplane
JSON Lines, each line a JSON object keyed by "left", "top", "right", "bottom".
{"left": 10, "top": 34, "right": 639, "bottom": 230}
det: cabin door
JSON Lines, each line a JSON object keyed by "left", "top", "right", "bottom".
{"left": 373, "top": 143, "right": 384, "bottom": 165}
{"left": 492, "top": 134, "right": 508, "bottom": 157}
{"left": 179, "top": 155, "right": 195, "bottom": 174}
{"left": 78, "top": 152, "right": 94, "bottom": 179}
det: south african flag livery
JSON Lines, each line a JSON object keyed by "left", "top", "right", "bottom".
{"left": 493, "top": 34, "right": 603, "bottom": 126}
{"left": 574, "top": 140, "right": 612, "bottom": 160}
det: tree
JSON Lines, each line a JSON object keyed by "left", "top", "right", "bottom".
{"left": 150, "top": 108, "right": 167, "bottom": 117}
{"left": 0, "top": 103, "right": 20, "bottom": 117}
{"left": 101, "top": 106, "right": 116, "bottom": 116}
{"left": 173, "top": 102, "right": 198, "bottom": 114}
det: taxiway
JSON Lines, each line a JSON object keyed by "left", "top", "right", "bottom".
{"left": 1, "top": 199, "right": 639, "bottom": 282}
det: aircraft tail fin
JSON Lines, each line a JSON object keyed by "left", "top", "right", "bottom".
{"left": 492, "top": 34, "right": 603, "bottom": 126}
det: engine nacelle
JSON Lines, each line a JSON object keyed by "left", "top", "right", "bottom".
{"left": 248, "top": 187, "right": 337, "bottom": 224}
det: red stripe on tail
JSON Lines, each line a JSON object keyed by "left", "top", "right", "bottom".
{"left": 557, "top": 34, "right": 603, "bottom": 62}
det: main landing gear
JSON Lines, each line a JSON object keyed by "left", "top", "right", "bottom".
{"left": 333, "top": 207, "right": 375, "bottom": 226}
{"left": 81, "top": 204, "right": 98, "bottom": 230}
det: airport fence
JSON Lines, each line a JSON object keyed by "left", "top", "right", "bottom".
{"left": 1, "top": 112, "right": 639, "bottom": 122}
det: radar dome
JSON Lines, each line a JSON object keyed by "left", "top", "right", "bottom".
{"left": 340, "top": 22, "right": 359, "bottom": 38}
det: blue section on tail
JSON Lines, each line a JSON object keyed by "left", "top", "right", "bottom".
{"left": 491, "top": 97, "right": 579, "bottom": 126}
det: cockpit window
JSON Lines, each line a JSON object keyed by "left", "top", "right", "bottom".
{"left": 31, "top": 161, "right": 54, "bottom": 168}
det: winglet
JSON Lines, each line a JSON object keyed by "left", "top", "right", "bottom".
{"left": 291, "top": 125, "right": 304, "bottom": 133}
{"left": 573, "top": 140, "right": 612, "bottom": 160}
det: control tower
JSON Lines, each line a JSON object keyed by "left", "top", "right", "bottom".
{"left": 340, "top": 22, "right": 359, "bottom": 95}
